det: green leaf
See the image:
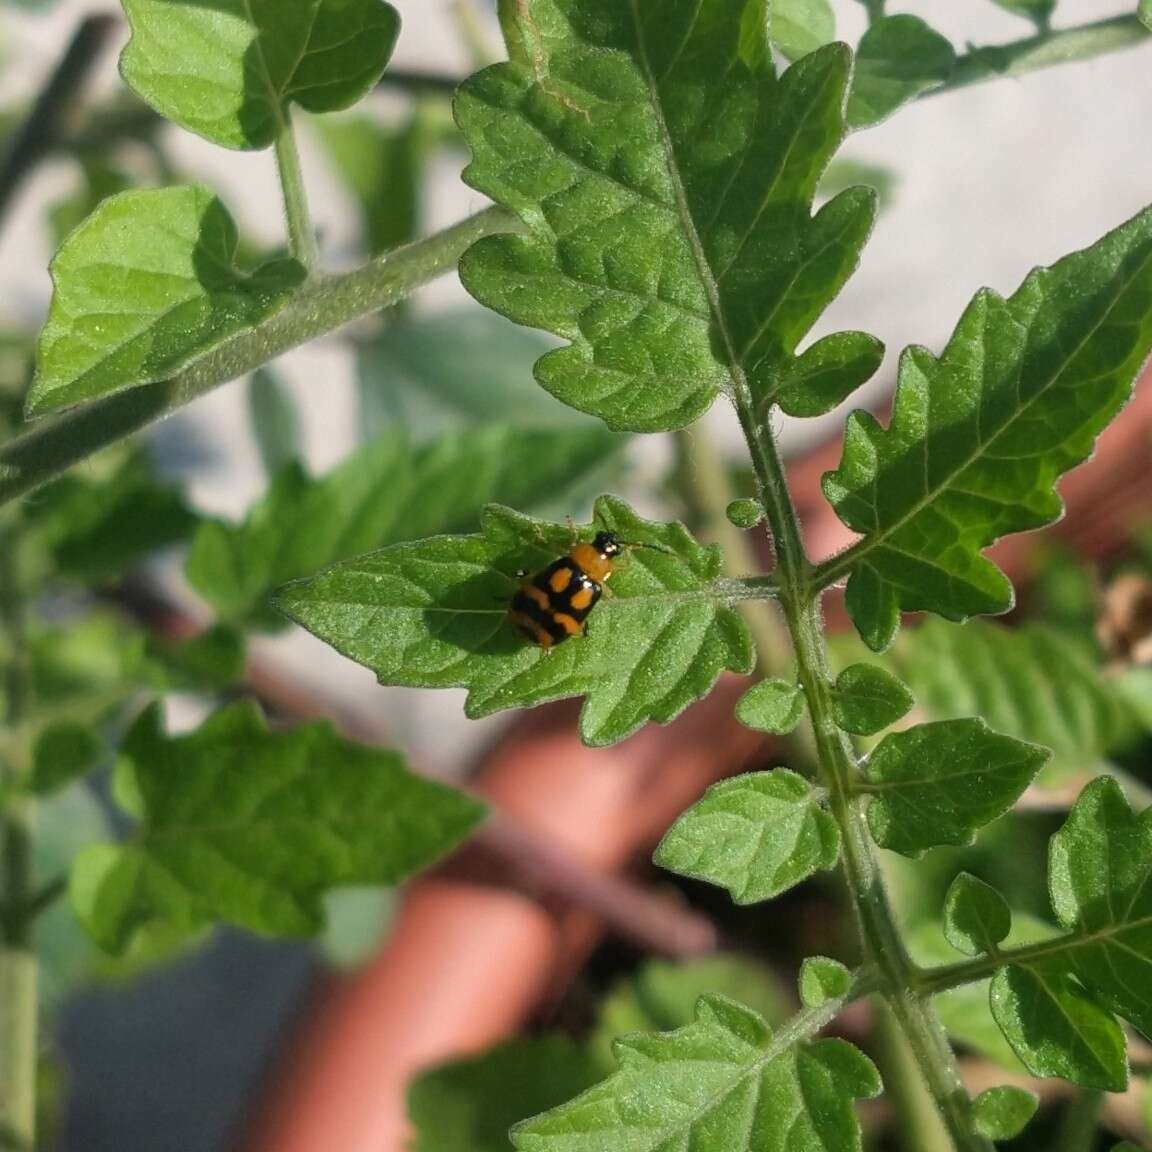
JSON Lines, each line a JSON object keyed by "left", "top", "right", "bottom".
{"left": 771, "top": 0, "right": 836, "bottom": 61}
{"left": 1141, "top": 0, "right": 1152, "bottom": 34}
{"left": 512, "top": 995, "right": 880, "bottom": 1152}
{"left": 70, "top": 701, "right": 485, "bottom": 953}
{"left": 847, "top": 16, "right": 956, "bottom": 130}
{"left": 29, "top": 448, "right": 198, "bottom": 581}
{"left": 29, "top": 187, "right": 305, "bottom": 414}
{"left": 943, "top": 873, "right": 1011, "bottom": 957}
{"left": 735, "top": 678, "right": 806, "bottom": 733}
{"left": 120, "top": 0, "right": 401, "bottom": 150}
{"left": 188, "top": 424, "right": 623, "bottom": 628}
{"left": 881, "top": 619, "right": 1145, "bottom": 784}
{"left": 278, "top": 496, "right": 753, "bottom": 747}
{"left": 410, "top": 1037, "right": 602, "bottom": 1152}
{"left": 830, "top": 662, "right": 913, "bottom": 735}
{"left": 30, "top": 722, "right": 105, "bottom": 796}
{"left": 989, "top": 963, "right": 1127, "bottom": 1091}
{"left": 862, "top": 719, "right": 1049, "bottom": 855}
{"left": 823, "top": 206, "right": 1152, "bottom": 637}
{"left": 591, "top": 955, "right": 789, "bottom": 1071}
{"left": 1046, "top": 777, "right": 1152, "bottom": 1041}
{"left": 654, "top": 769, "right": 839, "bottom": 904}
{"left": 726, "top": 498, "right": 764, "bottom": 530}
{"left": 777, "top": 332, "right": 885, "bottom": 418}
{"left": 987, "top": 0, "right": 1056, "bottom": 30}
{"left": 799, "top": 956, "right": 852, "bottom": 1008}
{"left": 845, "top": 561, "right": 899, "bottom": 654}
{"left": 457, "top": 15, "right": 876, "bottom": 431}
{"left": 247, "top": 367, "right": 301, "bottom": 478}
{"left": 971, "top": 1085, "right": 1038, "bottom": 1141}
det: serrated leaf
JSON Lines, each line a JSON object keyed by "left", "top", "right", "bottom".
{"left": 457, "top": 14, "right": 876, "bottom": 431}
{"left": 591, "top": 955, "right": 789, "bottom": 1071}
{"left": 277, "top": 496, "right": 754, "bottom": 747}
{"left": 30, "top": 187, "right": 304, "bottom": 413}
{"left": 823, "top": 206, "right": 1152, "bottom": 637}
{"left": 882, "top": 619, "right": 1145, "bottom": 784}
{"left": 831, "top": 662, "right": 913, "bottom": 735}
{"left": 655, "top": 769, "right": 839, "bottom": 904}
{"left": 989, "top": 963, "right": 1127, "bottom": 1091}
{"left": 120, "top": 0, "right": 400, "bottom": 150}
{"left": 771, "top": 0, "right": 836, "bottom": 61}
{"left": 188, "top": 424, "right": 623, "bottom": 628}
{"left": 247, "top": 367, "right": 301, "bottom": 478}
{"left": 735, "top": 678, "right": 806, "bottom": 733}
{"left": 1046, "top": 777, "right": 1152, "bottom": 1040}
{"left": 70, "top": 701, "right": 484, "bottom": 954}
{"left": 944, "top": 872, "right": 1011, "bottom": 957}
{"left": 847, "top": 16, "right": 956, "bottom": 129}
{"left": 799, "top": 956, "right": 852, "bottom": 1008}
{"left": 862, "top": 719, "right": 1049, "bottom": 855}
{"left": 409, "top": 1038, "right": 602, "bottom": 1152}
{"left": 777, "top": 332, "right": 885, "bottom": 418}
{"left": 512, "top": 995, "right": 880, "bottom": 1152}
{"left": 30, "top": 722, "right": 105, "bottom": 796}
{"left": 971, "top": 1085, "right": 1038, "bottom": 1140}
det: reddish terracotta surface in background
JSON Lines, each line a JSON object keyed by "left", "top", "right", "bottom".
{"left": 241, "top": 372, "right": 1151, "bottom": 1152}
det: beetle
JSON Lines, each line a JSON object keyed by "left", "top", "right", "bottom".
{"left": 507, "top": 530, "right": 624, "bottom": 649}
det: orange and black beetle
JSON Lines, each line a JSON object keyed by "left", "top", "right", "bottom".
{"left": 508, "top": 530, "right": 622, "bottom": 649}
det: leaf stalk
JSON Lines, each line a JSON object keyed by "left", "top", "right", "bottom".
{"left": 934, "top": 14, "right": 1150, "bottom": 98}
{"left": 273, "top": 109, "right": 319, "bottom": 270}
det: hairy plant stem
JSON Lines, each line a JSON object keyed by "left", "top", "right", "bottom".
{"left": 0, "top": 510, "right": 35, "bottom": 1150}
{"left": 0, "top": 206, "right": 519, "bottom": 509}
{"left": 732, "top": 398, "right": 992, "bottom": 1152}
{"left": 273, "top": 111, "right": 319, "bottom": 270}
{"left": 934, "top": 14, "right": 1149, "bottom": 98}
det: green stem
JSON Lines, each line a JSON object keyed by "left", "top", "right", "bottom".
{"left": 874, "top": 1002, "right": 954, "bottom": 1152}
{"left": 0, "top": 206, "right": 520, "bottom": 509}
{"left": 1055, "top": 1089, "right": 1103, "bottom": 1152}
{"left": 273, "top": 110, "right": 319, "bottom": 270}
{"left": 731, "top": 397, "right": 991, "bottom": 1152}
{"left": 913, "top": 915, "right": 1152, "bottom": 995}
{"left": 933, "top": 14, "right": 1149, "bottom": 98}
{"left": 0, "top": 511, "right": 35, "bottom": 1150}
